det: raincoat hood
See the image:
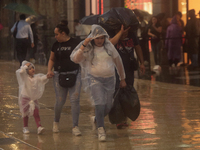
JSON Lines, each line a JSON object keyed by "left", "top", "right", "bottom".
{"left": 87, "top": 24, "right": 109, "bottom": 39}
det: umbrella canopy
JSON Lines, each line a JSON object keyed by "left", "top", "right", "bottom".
{"left": 132, "top": 9, "right": 152, "bottom": 21}
{"left": 79, "top": 14, "right": 100, "bottom": 25}
{"left": 3, "top": 3, "right": 37, "bottom": 15}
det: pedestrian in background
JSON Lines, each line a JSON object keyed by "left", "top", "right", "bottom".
{"left": 11, "top": 14, "right": 34, "bottom": 66}
{"left": 16, "top": 61, "right": 49, "bottom": 134}
{"left": 148, "top": 16, "right": 162, "bottom": 66}
{"left": 110, "top": 25, "right": 145, "bottom": 129}
{"left": 185, "top": 9, "right": 200, "bottom": 70}
{"left": 71, "top": 24, "right": 126, "bottom": 141}
{"left": 47, "top": 23, "right": 82, "bottom": 136}
{"left": 165, "top": 16, "right": 182, "bottom": 72}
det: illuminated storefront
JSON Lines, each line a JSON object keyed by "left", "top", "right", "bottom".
{"left": 124, "top": 0, "right": 152, "bottom": 14}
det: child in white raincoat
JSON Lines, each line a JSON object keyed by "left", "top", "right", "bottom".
{"left": 16, "top": 60, "right": 49, "bottom": 134}
{"left": 70, "top": 25, "right": 126, "bottom": 141}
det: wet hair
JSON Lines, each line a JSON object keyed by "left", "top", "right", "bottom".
{"left": 90, "top": 37, "right": 111, "bottom": 65}
{"left": 56, "top": 24, "right": 70, "bottom": 35}
{"left": 20, "top": 14, "right": 26, "bottom": 20}
{"left": 60, "top": 20, "right": 68, "bottom": 26}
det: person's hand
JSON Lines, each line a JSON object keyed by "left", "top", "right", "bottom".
{"left": 47, "top": 71, "right": 54, "bottom": 78}
{"left": 31, "top": 43, "right": 35, "bottom": 48}
{"left": 25, "top": 63, "right": 31, "bottom": 67}
{"left": 83, "top": 38, "right": 93, "bottom": 46}
{"left": 120, "top": 25, "right": 130, "bottom": 34}
{"left": 140, "top": 64, "right": 145, "bottom": 75}
{"left": 120, "top": 79, "right": 127, "bottom": 88}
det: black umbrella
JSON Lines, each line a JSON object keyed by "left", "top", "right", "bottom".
{"left": 79, "top": 14, "right": 100, "bottom": 25}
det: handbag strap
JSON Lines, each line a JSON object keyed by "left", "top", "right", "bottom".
{"left": 15, "top": 21, "right": 19, "bottom": 29}
{"left": 58, "top": 43, "right": 79, "bottom": 75}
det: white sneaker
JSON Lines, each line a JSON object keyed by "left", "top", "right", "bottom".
{"left": 53, "top": 122, "right": 59, "bottom": 133}
{"left": 72, "top": 126, "right": 82, "bottom": 136}
{"left": 23, "top": 127, "right": 30, "bottom": 134}
{"left": 98, "top": 127, "right": 106, "bottom": 142}
{"left": 37, "top": 126, "right": 45, "bottom": 134}
{"left": 91, "top": 116, "right": 97, "bottom": 130}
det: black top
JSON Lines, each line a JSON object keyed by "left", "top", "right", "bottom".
{"left": 149, "top": 23, "right": 162, "bottom": 43}
{"left": 51, "top": 38, "right": 80, "bottom": 72}
{"left": 115, "top": 33, "right": 139, "bottom": 72}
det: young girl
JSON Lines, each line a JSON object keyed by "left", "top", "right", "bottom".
{"left": 70, "top": 25, "right": 126, "bottom": 141}
{"left": 16, "top": 60, "right": 49, "bottom": 134}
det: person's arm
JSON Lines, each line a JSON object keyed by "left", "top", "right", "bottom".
{"left": 28, "top": 25, "right": 34, "bottom": 48}
{"left": 11, "top": 22, "right": 17, "bottom": 33}
{"left": 113, "top": 55, "right": 127, "bottom": 88}
{"left": 152, "top": 24, "right": 162, "bottom": 33}
{"left": 71, "top": 38, "right": 92, "bottom": 63}
{"left": 109, "top": 25, "right": 130, "bottom": 45}
{"left": 47, "top": 51, "right": 55, "bottom": 78}
{"left": 148, "top": 28, "right": 156, "bottom": 37}
{"left": 135, "top": 45, "right": 145, "bottom": 74}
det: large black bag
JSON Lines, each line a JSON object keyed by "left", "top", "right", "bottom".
{"left": 99, "top": 7, "right": 139, "bottom": 32}
{"left": 109, "top": 90, "right": 126, "bottom": 124}
{"left": 120, "top": 86, "right": 140, "bottom": 121}
{"left": 13, "top": 21, "right": 19, "bottom": 38}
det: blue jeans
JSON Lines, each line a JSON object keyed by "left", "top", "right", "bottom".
{"left": 53, "top": 70, "right": 81, "bottom": 127}
{"left": 88, "top": 75, "right": 115, "bottom": 128}
{"left": 151, "top": 41, "right": 162, "bottom": 65}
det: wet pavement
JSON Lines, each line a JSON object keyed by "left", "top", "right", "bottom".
{"left": 1, "top": 59, "right": 200, "bottom": 150}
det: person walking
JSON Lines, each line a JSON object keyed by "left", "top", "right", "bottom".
{"left": 165, "top": 16, "right": 182, "bottom": 71}
{"left": 11, "top": 14, "right": 34, "bottom": 66}
{"left": 185, "top": 9, "right": 200, "bottom": 70}
{"left": 110, "top": 25, "right": 145, "bottom": 129}
{"left": 47, "top": 23, "right": 82, "bottom": 136}
{"left": 16, "top": 60, "right": 49, "bottom": 134}
{"left": 70, "top": 24, "right": 126, "bottom": 141}
{"left": 148, "top": 16, "right": 162, "bottom": 66}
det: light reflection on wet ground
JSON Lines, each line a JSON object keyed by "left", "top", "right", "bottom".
{"left": 1, "top": 60, "right": 200, "bottom": 149}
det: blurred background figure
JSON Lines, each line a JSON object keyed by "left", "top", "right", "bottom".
{"left": 185, "top": 9, "right": 200, "bottom": 70}
{"left": 148, "top": 16, "right": 162, "bottom": 66}
{"left": 137, "top": 15, "right": 149, "bottom": 67}
{"left": 165, "top": 15, "right": 182, "bottom": 73}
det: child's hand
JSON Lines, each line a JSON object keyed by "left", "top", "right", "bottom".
{"left": 25, "top": 63, "right": 31, "bottom": 67}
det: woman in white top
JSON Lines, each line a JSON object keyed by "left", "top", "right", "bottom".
{"left": 70, "top": 25, "right": 126, "bottom": 142}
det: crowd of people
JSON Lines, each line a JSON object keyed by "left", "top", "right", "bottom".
{"left": 12, "top": 9, "right": 200, "bottom": 142}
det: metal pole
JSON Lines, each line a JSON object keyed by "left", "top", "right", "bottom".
{"left": 186, "top": 0, "right": 189, "bottom": 64}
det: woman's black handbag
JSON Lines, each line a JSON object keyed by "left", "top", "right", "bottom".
{"left": 59, "top": 72, "right": 78, "bottom": 88}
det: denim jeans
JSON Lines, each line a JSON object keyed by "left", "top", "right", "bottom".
{"left": 88, "top": 75, "right": 115, "bottom": 128}
{"left": 53, "top": 70, "right": 81, "bottom": 127}
{"left": 151, "top": 41, "right": 162, "bottom": 65}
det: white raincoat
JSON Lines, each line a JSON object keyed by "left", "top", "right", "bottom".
{"left": 16, "top": 61, "right": 49, "bottom": 117}
{"left": 70, "top": 25, "right": 125, "bottom": 105}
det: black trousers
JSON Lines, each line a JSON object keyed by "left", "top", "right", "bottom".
{"left": 15, "top": 38, "right": 29, "bottom": 66}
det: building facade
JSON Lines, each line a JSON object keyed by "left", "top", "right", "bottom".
{"left": 0, "top": 0, "right": 199, "bottom": 61}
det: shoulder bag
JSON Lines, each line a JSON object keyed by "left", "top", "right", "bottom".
{"left": 58, "top": 43, "right": 79, "bottom": 88}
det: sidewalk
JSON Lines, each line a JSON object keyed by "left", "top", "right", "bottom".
{"left": 1, "top": 60, "right": 200, "bottom": 150}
